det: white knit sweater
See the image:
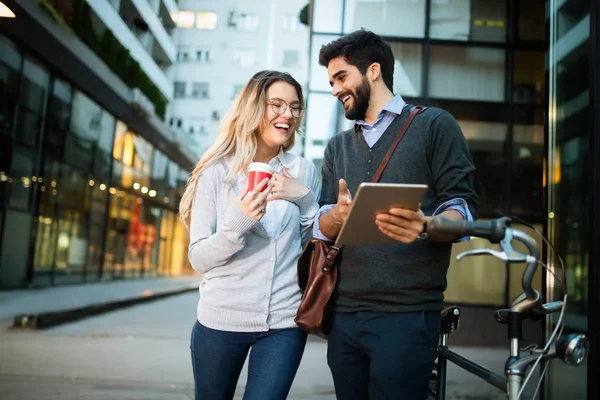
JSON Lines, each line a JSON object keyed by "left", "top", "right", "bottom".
{"left": 188, "top": 150, "right": 321, "bottom": 332}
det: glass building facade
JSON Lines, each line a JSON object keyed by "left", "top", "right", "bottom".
{"left": 0, "top": 34, "right": 192, "bottom": 289}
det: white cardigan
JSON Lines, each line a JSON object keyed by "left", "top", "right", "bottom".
{"left": 188, "top": 150, "right": 321, "bottom": 332}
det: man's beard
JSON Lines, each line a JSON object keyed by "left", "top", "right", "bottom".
{"left": 344, "top": 77, "right": 371, "bottom": 121}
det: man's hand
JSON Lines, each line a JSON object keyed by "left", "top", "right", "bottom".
{"left": 319, "top": 179, "right": 353, "bottom": 240}
{"left": 375, "top": 207, "right": 426, "bottom": 243}
{"left": 376, "top": 208, "right": 465, "bottom": 243}
{"left": 331, "top": 179, "right": 353, "bottom": 225}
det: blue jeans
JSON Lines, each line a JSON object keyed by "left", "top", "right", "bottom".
{"left": 190, "top": 321, "right": 307, "bottom": 400}
{"left": 327, "top": 311, "right": 440, "bottom": 400}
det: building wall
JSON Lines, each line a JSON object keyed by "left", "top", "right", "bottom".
{"left": 168, "top": 0, "right": 310, "bottom": 157}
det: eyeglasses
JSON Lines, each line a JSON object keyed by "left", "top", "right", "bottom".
{"left": 267, "top": 99, "right": 305, "bottom": 118}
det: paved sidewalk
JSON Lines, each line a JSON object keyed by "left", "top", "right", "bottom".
{"left": 0, "top": 275, "right": 200, "bottom": 326}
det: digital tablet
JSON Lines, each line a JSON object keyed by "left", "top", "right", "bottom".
{"left": 335, "top": 183, "right": 428, "bottom": 246}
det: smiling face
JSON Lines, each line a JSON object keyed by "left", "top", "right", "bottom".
{"left": 257, "top": 81, "right": 303, "bottom": 150}
{"left": 327, "top": 56, "right": 372, "bottom": 121}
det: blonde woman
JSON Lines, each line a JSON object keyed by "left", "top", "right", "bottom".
{"left": 179, "top": 70, "right": 320, "bottom": 400}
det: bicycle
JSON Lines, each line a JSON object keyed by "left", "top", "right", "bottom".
{"left": 427, "top": 217, "right": 589, "bottom": 400}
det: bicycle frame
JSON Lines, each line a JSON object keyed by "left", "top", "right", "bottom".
{"left": 434, "top": 333, "right": 507, "bottom": 400}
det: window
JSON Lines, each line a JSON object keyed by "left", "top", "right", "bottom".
{"left": 174, "top": 82, "right": 186, "bottom": 99}
{"left": 430, "top": 0, "right": 506, "bottom": 42}
{"left": 233, "top": 48, "right": 256, "bottom": 67}
{"left": 309, "top": 34, "right": 340, "bottom": 92}
{"left": 69, "top": 91, "right": 116, "bottom": 176}
{"left": 517, "top": 0, "right": 545, "bottom": 41}
{"left": 343, "top": 0, "right": 426, "bottom": 38}
{"left": 389, "top": 42, "right": 422, "bottom": 96}
{"left": 191, "top": 82, "right": 210, "bottom": 99}
{"left": 196, "top": 49, "right": 211, "bottom": 62}
{"left": 281, "top": 14, "right": 304, "bottom": 33}
{"left": 197, "top": 12, "right": 217, "bottom": 30}
{"left": 428, "top": 45, "right": 505, "bottom": 102}
{"left": 513, "top": 51, "right": 545, "bottom": 105}
{"left": 177, "top": 51, "right": 190, "bottom": 62}
{"left": 282, "top": 50, "right": 300, "bottom": 67}
{"left": 177, "top": 10, "right": 195, "bottom": 28}
{"left": 459, "top": 120, "right": 507, "bottom": 217}
{"left": 228, "top": 12, "right": 259, "bottom": 32}
{"left": 313, "top": 0, "right": 343, "bottom": 33}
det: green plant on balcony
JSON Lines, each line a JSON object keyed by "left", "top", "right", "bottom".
{"left": 39, "top": 0, "right": 167, "bottom": 118}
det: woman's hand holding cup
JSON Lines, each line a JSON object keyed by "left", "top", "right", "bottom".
{"left": 236, "top": 178, "right": 273, "bottom": 221}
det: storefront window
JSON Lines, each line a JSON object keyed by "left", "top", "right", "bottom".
{"left": 112, "top": 121, "right": 152, "bottom": 190}
{"left": 45, "top": 78, "right": 72, "bottom": 161}
{"left": 68, "top": 91, "right": 116, "bottom": 178}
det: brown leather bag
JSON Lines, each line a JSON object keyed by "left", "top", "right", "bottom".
{"left": 295, "top": 106, "right": 428, "bottom": 334}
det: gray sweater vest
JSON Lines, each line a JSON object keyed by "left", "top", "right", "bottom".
{"left": 319, "top": 105, "right": 478, "bottom": 313}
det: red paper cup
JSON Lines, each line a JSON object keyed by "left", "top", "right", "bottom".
{"left": 247, "top": 162, "right": 273, "bottom": 192}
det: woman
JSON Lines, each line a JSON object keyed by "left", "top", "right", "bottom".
{"left": 179, "top": 70, "right": 321, "bottom": 400}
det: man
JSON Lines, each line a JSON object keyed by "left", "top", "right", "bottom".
{"left": 313, "top": 30, "right": 479, "bottom": 399}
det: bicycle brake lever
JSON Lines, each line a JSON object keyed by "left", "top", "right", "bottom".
{"left": 456, "top": 248, "right": 534, "bottom": 263}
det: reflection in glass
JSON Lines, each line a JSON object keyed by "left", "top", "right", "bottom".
{"left": 19, "top": 58, "right": 49, "bottom": 114}
{"left": 511, "top": 124, "right": 544, "bottom": 222}
{"left": 517, "top": 0, "right": 545, "bottom": 41}
{"left": 514, "top": 51, "right": 545, "bottom": 105}
{"left": 458, "top": 120, "right": 506, "bottom": 217}
{"left": 343, "top": 0, "right": 425, "bottom": 38}
{"left": 46, "top": 78, "right": 72, "bottom": 161}
{"left": 0, "top": 56, "right": 21, "bottom": 100}
{"left": 389, "top": 42, "right": 422, "bottom": 96}
{"left": 431, "top": 0, "right": 506, "bottom": 42}
{"left": 15, "top": 109, "right": 41, "bottom": 147}
{"left": 0, "top": 34, "right": 22, "bottom": 71}
{"left": 34, "top": 160, "right": 61, "bottom": 273}
{"left": 546, "top": 0, "right": 590, "bottom": 397}
{"left": 69, "top": 91, "right": 116, "bottom": 177}
{"left": 8, "top": 146, "right": 35, "bottom": 210}
{"left": 429, "top": 45, "right": 505, "bottom": 101}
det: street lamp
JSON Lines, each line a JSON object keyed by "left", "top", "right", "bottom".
{"left": 0, "top": 2, "right": 15, "bottom": 18}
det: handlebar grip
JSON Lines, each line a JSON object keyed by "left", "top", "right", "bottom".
{"left": 430, "top": 217, "right": 511, "bottom": 244}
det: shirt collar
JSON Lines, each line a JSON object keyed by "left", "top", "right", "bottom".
{"left": 354, "top": 94, "right": 407, "bottom": 129}
{"left": 273, "top": 146, "right": 293, "bottom": 169}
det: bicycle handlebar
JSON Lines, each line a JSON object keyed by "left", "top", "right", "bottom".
{"left": 430, "top": 217, "right": 539, "bottom": 302}
{"left": 429, "top": 216, "right": 511, "bottom": 244}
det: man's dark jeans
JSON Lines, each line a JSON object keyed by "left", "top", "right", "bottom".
{"left": 190, "top": 321, "right": 307, "bottom": 400}
{"left": 327, "top": 310, "right": 441, "bottom": 400}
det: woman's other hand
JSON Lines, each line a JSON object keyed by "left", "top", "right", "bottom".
{"left": 269, "top": 168, "right": 309, "bottom": 202}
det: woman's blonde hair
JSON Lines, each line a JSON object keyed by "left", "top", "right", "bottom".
{"left": 179, "top": 70, "right": 305, "bottom": 229}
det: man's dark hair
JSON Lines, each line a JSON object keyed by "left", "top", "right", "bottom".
{"left": 318, "top": 29, "right": 395, "bottom": 92}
